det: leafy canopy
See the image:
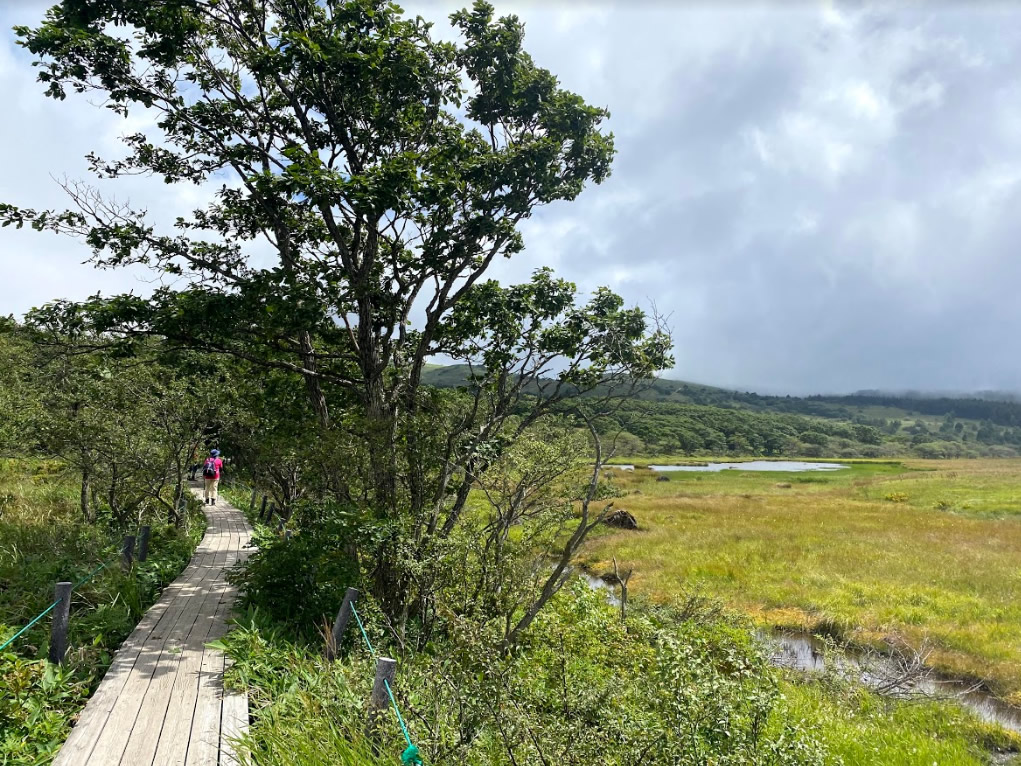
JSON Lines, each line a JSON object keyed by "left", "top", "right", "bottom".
{"left": 5, "top": 0, "right": 671, "bottom": 633}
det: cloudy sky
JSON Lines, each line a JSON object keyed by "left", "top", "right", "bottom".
{"left": 2, "top": 1, "right": 1020, "bottom": 394}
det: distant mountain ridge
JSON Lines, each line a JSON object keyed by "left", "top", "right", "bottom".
{"left": 421, "top": 365, "right": 1021, "bottom": 422}
{"left": 852, "top": 388, "right": 1021, "bottom": 403}
{"left": 420, "top": 365, "right": 1021, "bottom": 457}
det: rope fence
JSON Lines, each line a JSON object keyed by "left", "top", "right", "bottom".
{"left": 329, "top": 588, "right": 423, "bottom": 765}
{"left": 0, "top": 598, "right": 60, "bottom": 654}
{"left": 0, "top": 526, "right": 152, "bottom": 659}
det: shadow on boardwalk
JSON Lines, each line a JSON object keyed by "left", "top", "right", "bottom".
{"left": 53, "top": 487, "right": 252, "bottom": 766}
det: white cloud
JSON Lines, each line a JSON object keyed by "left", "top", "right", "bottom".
{"left": 4, "top": 1, "right": 1021, "bottom": 392}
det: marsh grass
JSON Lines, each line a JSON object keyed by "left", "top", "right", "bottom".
{"left": 780, "top": 676, "right": 1021, "bottom": 765}
{"left": 582, "top": 458, "right": 1021, "bottom": 704}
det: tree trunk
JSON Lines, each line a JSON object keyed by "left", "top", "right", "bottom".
{"left": 300, "top": 331, "right": 330, "bottom": 428}
{"left": 80, "top": 467, "right": 93, "bottom": 523}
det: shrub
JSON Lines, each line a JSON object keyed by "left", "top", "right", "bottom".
{"left": 229, "top": 513, "right": 359, "bottom": 637}
{"left": 221, "top": 583, "right": 829, "bottom": 766}
{"left": 0, "top": 655, "right": 89, "bottom": 762}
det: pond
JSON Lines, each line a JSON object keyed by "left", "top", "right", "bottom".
{"left": 649, "top": 461, "right": 847, "bottom": 473}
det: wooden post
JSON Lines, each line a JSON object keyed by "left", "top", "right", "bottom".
{"left": 137, "top": 525, "right": 152, "bottom": 562}
{"left": 48, "top": 581, "right": 72, "bottom": 664}
{"left": 258, "top": 495, "right": 268, "bottom": 521}
{"left": 326, "top": 587, "right": 359, "bottom": 661}
{"left": 284, "top": 529, "right": 292, "bottom": 541}
{"left": 249, "top": 487, "right": 257, "bottom": 513}
{"left": 266, "top": 502, "right": 275, "bottom": 523}
{"left": 612, "top": 557, "right": 632, "bottom": 625}
{"left": 121, "top": 535, "right": 136, "bottom": 571}
{"left": 368, "top": 656, "right": 397, "bottom": 725}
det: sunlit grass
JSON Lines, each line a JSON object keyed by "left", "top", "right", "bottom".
{"left": 780, "top": 677, "right": 1021, "bottom": 765}
{"left": 581, "top": 458, "right": 1021, "bottom": 704}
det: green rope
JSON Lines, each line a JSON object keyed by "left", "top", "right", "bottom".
{"left": 400, "top": 744, "right": 422, "bottom": 765}
{"left": 0, "top": 555, "right": 115, "bottom": 654}
{"left": 73, "top": 559, "right": 113, "bottom": 589}
{"left": 348, "top": 602, "right": 423, "bottom": 765}
{"left": 349, "top": 601, "right": 376, "bottom": 657}
{"left": 384, "top": 678, "right": 414, "bottom": 747}
{"left": 0, "top": 599, "right": 60, "bottom": 653}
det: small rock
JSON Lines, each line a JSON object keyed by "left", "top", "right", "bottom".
{"left": 604, "top": 509, "right": 638, "bottom": 530}
{"left": 656, "top": 475, "right": 670, "bottom": 482}
{"left": 775, "top": 482, "right": 792, "bottom": 489}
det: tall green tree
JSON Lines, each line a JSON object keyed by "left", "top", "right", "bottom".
{"left": 5, "top": 0, "right": 671, "bottom": 635}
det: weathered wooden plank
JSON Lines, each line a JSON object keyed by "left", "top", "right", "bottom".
{"left": 53, "top": 489, "right": 252, "bottom": 766}
{"left": 184, "top": 596, "right": 232, "bottom": 766}
{"left": 148, "top": 513, "right": 236, "bottom": 766}
{"left": 217, "top": 510, "right": 249, "bottom": 766}
{"left": 85, "top": 509, "right": 230, "bottom": 765}
{"left": 219, "top": 682, "right": 249, "bottom": 766}
{"left": 53, "top": 518, "right": 224, "bottom": 766}
{"left": 124, "top": 523, "right": 232, "bottom": 766}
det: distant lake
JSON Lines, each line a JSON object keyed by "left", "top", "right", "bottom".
{"left": 650, "top": 461, "right": 847, "bottom": 473}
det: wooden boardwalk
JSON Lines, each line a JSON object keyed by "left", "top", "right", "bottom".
{"left": 54, "top": 488, "right": 252, "bottom": 766}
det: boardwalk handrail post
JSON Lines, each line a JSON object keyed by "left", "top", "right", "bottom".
{"left": 258, "top": 495, "right": 268, "bottom": 521}
{"left": 249, "top": 487, "right": 257, "bottom": 512}
{"left": 367, "top": 656, "right": 397, "bottom": 732}
{"left": 266, "top": 502, "right": 275, "bottom": 523}
{"left": 121, "top": 535, "right": 136, "bottom": 571}
{"left": 138, "top": 525, "right": 152, "bottom": 562}
{"left": 326, "top": 587, "right": 359, "bottom": 661}
{"left": 48, "top": 581, "right": 73, "bottom": 664}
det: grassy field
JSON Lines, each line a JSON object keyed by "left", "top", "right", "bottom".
{"left": 581, "top": 458, "right": 1021, "bottom": 705}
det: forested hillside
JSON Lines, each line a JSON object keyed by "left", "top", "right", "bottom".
{"left": 423, "top": 365, "right": 1021, "bottom": 458}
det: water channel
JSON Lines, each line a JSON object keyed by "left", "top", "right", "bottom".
{"left": 651, "top": 460, "right": 847, "bottom": 472}
{"left": 582, "top": 575, "right": 1021, "bottom": 735}
{"left": 762, "top": 629, "right": 1021, "bottom": 734}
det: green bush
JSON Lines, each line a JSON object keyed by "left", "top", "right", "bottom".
{"left": 221, "top": 583, "right": 829, "bottom": 766}
{"left": 229, "top": 513, "right": 359, "bottom": 637}
{"left": 0, "top": 655, "right": 90, "bottom": 763}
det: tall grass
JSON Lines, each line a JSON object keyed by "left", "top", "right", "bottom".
{"left": 0, "top": 459, "right": 203, "bottom": 765}
{"left": 781, "top": 676, "right": 1020, "bottom": 765}
{"left": 582, "top": 458, "right": 1021, "bottom": 704}
{"left": 235, "top": 716, "right": 386, "bottom": 766}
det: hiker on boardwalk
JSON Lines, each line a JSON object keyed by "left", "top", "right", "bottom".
{"left": 202, "top": 449, "right": 224, "bottom": 505}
